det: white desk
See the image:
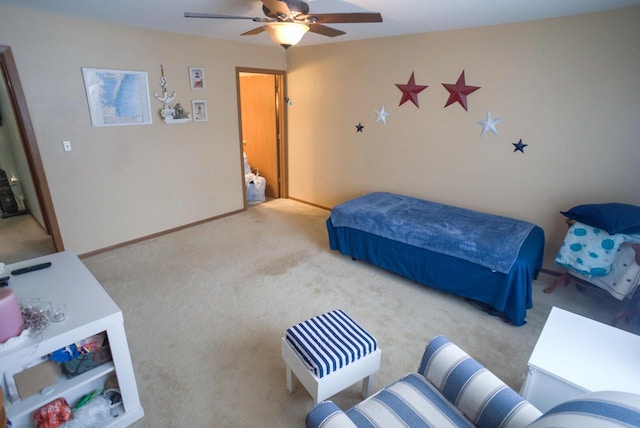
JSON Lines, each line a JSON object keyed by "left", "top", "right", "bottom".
{"left": 521, "top": 306, "right": 640, "bottom": 412}
{"left": 0, "top": 251, "right": 143, "bottom": 427}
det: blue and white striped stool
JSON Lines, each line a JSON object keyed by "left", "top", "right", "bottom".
{"left": 281, "top": 310, "right": 381, "bottom": 404}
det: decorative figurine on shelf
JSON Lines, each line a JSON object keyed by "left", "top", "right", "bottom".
{"left": 175, "top": 103, "right": 184, "bottom": 119}
{"left": 161, "top": 106, "right": 175, "bottom": 121}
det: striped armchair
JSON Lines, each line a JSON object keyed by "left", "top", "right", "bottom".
{"left": 306, "top": 336, "right": 640, "bottom": 428}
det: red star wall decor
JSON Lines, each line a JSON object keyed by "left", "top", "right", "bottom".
{"left": 442, "top": 70, "right": 480, "bottom": 111}
{"left": 396, "top": 72, "right": 428, "bottom": 108}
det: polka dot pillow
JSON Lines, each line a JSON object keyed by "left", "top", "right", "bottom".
{"left": 555, "top": 221, "right": 626, "bottom": 277}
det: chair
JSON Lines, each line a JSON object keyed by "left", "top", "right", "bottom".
{"left": 306, "top": 335, "right": 640, "bottom": 428}
{"left": 546, "top": 218, "right": 640, "bottom": 324}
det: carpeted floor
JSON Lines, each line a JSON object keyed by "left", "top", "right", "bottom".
{"left": 0, "top": 213, "right": 55, "bottom": 265}
{"left": 80, "top": 198, "right": 639, "bottom": 427}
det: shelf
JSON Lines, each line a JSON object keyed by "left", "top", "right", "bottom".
{"left": 7, "top": 362, "right": 115, "bottom": 423}
{"left": 163, "top": 117, "right": 191, "bottom": 124}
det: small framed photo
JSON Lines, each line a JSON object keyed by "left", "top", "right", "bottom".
{"left": 192, "top": 100, "right": 208, "bottom": 122}
{"left": 189, "top": 67, "right": 205, "bottom": 90}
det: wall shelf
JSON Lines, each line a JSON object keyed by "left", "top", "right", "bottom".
{"left": 163, "top": 117, "right": 191, "bottom": 124}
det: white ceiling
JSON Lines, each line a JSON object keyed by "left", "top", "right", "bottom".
{"left": 3, "top": 0, "right": 639, "bottom": 47}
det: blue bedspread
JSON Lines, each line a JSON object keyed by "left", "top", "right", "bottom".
{"left": 330, "top": 192, "right": 535, "bottom": 274}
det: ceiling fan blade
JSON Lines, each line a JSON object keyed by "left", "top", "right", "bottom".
{"left": 304, "top": 12, "right": 383, "bottom": 24}
{"left": 184, "top": 12, "right": 269, "bottom": 22}
{"left": 241, "top": 27, "right": 266, "bottom": 36}
{"left": 261, "top": 0, "right": 293, "bottom": 20}
{"left": 308, "top": 24, "right": 346, "bottom": 38}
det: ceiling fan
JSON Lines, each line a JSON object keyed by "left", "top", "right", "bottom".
{"left": 185, "top": 0, "right": 383, "bottom": 49}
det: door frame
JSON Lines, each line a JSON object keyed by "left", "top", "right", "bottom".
{"left": 235, "top": 67, "right": 288, "bottom": 206}
{"left": 0, "top": 45, "right": 63, "bottom": 251}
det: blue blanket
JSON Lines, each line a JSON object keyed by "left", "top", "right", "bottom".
{"left": 330, "top": 192, "right": 535, "bottom": 274}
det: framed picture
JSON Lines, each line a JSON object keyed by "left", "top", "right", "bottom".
{"left": 81, "top": 68, "right": 152, "bottom": 127}
{"left": 192, "top": 100, "right": 208, "bottom": 122}
{"left": 189, "top": 67, "right": 205, "bottom": 90}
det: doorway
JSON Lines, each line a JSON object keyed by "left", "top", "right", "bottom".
{"left": 236, "top": 68, "right": 287, "bottom": 204}
{"left": 0, "top": 45, "right": 62, "bottom": 262}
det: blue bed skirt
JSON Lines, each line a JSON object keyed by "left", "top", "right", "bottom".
{"left": 326, "top": 218, "right": 545, "bottom": 326}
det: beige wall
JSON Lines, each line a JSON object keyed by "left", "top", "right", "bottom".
{"left": 286, "top": 7, "right": 640, "bottom": 268}
{"left": 0, "top": 5, "right": 286, "bottom": 254}
{"left": 1, "top": 5, "right": 639, "bottom": 266}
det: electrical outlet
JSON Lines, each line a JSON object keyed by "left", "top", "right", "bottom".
{"left": 176, "top": 199, "right": 183, "bottom": 209}
{"left": 62, "top": 141, "right": 72, "bottom": 152}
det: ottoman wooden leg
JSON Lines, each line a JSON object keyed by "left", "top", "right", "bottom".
{"left": 362, "top": 373, "right": 374, "bottom": 398}
{"left": 285, "top": 365, "right": 296, "bottom": 393}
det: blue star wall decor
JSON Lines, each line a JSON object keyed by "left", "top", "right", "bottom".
{"left": 513, "top": 139, "right": 528, "bottom": 153}
{"left": 355, "top": 122, "right": 364, "bottom": 133}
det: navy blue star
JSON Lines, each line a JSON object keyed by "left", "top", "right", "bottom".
{"left": 513, "top": 139, "right": 528, "bottom": 153}
{"left": 355, "top": 122, "right": 364, "bottom": 133}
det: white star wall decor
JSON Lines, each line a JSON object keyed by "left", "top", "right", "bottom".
{"left": 375, "top": 104, "right": 390, "bottom": 125}
{"left": 477, "top": 111, "right": 501, "bottom": 136}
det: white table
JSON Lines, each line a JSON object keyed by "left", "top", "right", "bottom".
{"left": 0, "top": 251, "right": 143, "bottom": 427}
{"left": 521, "top": 306, "right": 640, "bottom": 412}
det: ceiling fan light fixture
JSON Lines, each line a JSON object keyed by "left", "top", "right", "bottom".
{"left": 264, "top": 22, "right": 309, "bottom": 48}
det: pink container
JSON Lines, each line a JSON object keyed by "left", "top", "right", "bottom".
{"left": 0, "top": 288, "right": 24, "bottom": 343}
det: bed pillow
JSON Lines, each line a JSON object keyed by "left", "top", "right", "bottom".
{"left": 561, "top": 203, "right": 640, "bottom": 235}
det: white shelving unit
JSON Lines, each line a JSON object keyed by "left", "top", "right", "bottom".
{"left": 1, "top": 251, "right": 143, "bottom": 427}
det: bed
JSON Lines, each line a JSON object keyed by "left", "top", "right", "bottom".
{"left": 326, "top": 192, "right": 545, "bottom": 326}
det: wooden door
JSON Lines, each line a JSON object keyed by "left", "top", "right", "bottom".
{"left": 0, "top": 45, "right": 62, "bottom": 253}
{"left": 239, "top": 74, "right": 279, "bottom": 198}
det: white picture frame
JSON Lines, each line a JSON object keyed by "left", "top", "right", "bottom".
{"left": 192, "top": 100, "right": 208, "bottom": 122}
{"left": 189, "top": 67, "right": 205, "bottom": 90}
{"left": 81, "top": 68, "right": 152, "bottom": 127}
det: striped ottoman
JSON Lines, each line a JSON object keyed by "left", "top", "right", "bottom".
{"left": 281, "top": 310, "right": 381, "bottom": 404}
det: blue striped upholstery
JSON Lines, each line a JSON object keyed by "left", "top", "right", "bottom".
{"left": 306, "top": 335, "right": 546, "bottom": 428}
{"left": 286, "top": 310, "right": 378, "bottom": 378}
{"left": 527, "top": 391, "right": 640, "bottom": 427}
{"left": 418, "top": 336, "right": 541, "bottom": 428}
{"left": 306, "top": 401, "right": 358, "bottom": 428}
{"left": 346, "top": 373, "right": 473, "bottom": 427}
{"left": 306, "top": 336, "right": 640, "bottom": 428}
